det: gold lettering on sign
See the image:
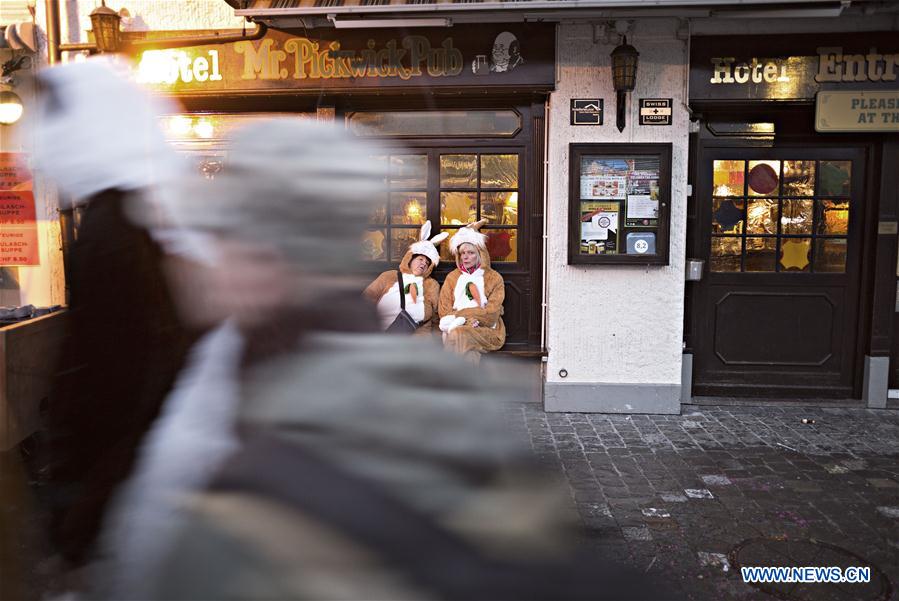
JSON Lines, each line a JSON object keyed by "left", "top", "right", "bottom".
{"left": 234, "top": 36, "right": 463, "bottom": 82}
{"left": 234, "top": 38, "right": 287, "bottom": 80}
{"left": 709, "top": 57, "right": 789, "bottom": 85}
{"left": 136, "top": 49, "right": 223, "bottom": 85}
{"left": 139, "top": 35, "right": 469, "bottom": 87}
{"left": 815, "top": 47, "right": 899, "bottom": 83}
{"left": 710, "top": 57, "right": 736, "bottom": 83}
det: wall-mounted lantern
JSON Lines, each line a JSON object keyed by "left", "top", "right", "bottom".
{"left": 89, "top": 2, "right": 123, "bottom": 54}
{"left": 0, "top": 55, "right": 31, "bottom": 126}
{"left": 610, "top": 37, "right": 639, "bottom": 132}
{"left": 0, "top": 90, "right": 24, "bottom": 125}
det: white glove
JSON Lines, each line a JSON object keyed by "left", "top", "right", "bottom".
{"left": 439, "top": 315, "right": 466, "bottom": 333}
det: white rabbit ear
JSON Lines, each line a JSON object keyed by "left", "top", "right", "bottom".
{"left": 419, "top": 220, "right": 432, "bottom": 242}
{"left": 429, "top": 232, "right": 449, "bottom": 245}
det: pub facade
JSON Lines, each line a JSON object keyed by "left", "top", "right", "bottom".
{"left": 6, "top": 0, "right": 897, "bottom": 413}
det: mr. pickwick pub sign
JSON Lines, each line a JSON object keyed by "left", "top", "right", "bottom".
{"left": 132, "top": 24, "right": 555, "bottom": 95}
{"left": 689, "top": 32, "right": 899, "bottom": 132}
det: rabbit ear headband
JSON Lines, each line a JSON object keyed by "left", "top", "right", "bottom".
{"left": 409, "top": 220, "right": 448, "bottom": 266}
{"left": 449, "top": 219, "right": 488, "bottom": 256}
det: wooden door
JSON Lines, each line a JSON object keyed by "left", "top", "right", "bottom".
{"left": 692, "top": 145, "right": 867, "bottom": 398}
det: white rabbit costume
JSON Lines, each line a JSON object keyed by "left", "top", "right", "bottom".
{"left": 363, "top": 221, "right": 448, "bottom": 334}
{"left": 438, "top": 220, "right": 506, "bottom": 361}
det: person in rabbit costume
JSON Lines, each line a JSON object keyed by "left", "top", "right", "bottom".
{"left": 363, "top": 220, "right": 447, "bottom": 334}
{"left": 439, "top": 219, "right": 506, "bottom": 360}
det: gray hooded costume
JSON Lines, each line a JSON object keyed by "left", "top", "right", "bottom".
{"left": 98, "top": 119, "right": 663, "bottom": 601}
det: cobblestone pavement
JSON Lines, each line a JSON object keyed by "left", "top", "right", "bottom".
{"left": 511, "top": 403, "right": 899, "bottom": 601}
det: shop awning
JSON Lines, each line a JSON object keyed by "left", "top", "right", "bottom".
{"left": 224, "top": 0, "right": 854, "bottom": 28}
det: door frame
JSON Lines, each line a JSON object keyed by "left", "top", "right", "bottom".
{"left": 686, "top": 116, "right": 881, "bottom": 399}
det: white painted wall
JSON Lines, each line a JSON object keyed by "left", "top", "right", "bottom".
{"left": 545, "top": 20, "right": 689, "bottom": 387}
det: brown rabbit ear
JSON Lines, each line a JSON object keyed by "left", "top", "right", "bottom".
{"left": 466, "top": 219, "right": 488, "bottom": 231}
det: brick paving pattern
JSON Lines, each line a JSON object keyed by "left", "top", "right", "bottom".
{"left": 511, "top": 404, "right": 899, "bottom": 601}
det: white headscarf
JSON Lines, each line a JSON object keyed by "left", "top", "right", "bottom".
{"left": 31, "top": 56, "right": 182, "bottom": 207}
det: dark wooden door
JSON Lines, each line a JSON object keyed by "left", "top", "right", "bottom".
{"left": 692, "top": 145, "right": 867, "bottom": 398}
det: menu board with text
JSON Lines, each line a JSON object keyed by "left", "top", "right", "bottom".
{"left": 0, "top": 153, "right": 40, "bottom": 266}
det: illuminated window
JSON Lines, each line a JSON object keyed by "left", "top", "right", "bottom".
{"left": 711, "top": 159, "right": 851, "bottom": 273}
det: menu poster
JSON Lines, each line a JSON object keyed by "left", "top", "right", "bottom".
{"left": 580, "top": 201, "right": 619, "bottom": 254}
{"left": 0, "top": 152, "right": 32, "bottom": 190}
{"left": 580, "top": 175, "right": 627, "bottom": 200}
{"left": 581, "top": 157, "right": 630, "bottom": 177}
{"left": 627, "top": 169, "right": 660, "bottom": 199}
{"left": 0, "top": 153, "right": 39, "bottom": 266}
{"left": 625, "top": 194, "right": 659, "bottom": 227}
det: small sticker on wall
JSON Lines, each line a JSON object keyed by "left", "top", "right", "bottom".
{"left": 639, "top": 98, "right": 673, "bottom": 126}
{"left": 571, "top": 99, "right": 603, "bottom": 125}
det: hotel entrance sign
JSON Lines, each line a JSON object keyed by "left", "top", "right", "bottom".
{"left": 816, "top": 90, "right": 899, "bottom": 132}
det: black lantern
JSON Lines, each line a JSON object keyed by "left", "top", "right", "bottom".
{"left": 89, "top": 1, "right": 122, "bottom": 53}
{"left": 610, "top": 37, "right": 639, "bottom": 132}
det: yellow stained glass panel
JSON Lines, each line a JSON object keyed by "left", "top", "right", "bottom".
{"left": 746, "top": 199, "right": 777, "bottom": 234}
{"left": 814, "top": 238, "right": 847, "bottom": 273}
{"left": 481, "top": 191, "right": 518, "bottom": 225}
{"left": 390, "top": 192, "right": 427, "bottom": 225}
{"left": 745, "top": 237, "right": 776, "bottom": 272}
{"left": 713, "top": 160, "right": 744, "bottom": 197}
{"left": 440, "top": 154, "right": 477, "bottom": 188}
{"left": 710, "top": 236, "right": 741, "bottom": 272}
{"left": 779, "top": 238, "right": 811, "bottom": 272}
{"left": 817, "top": 200, "right": 849, "bottom": 235}
{"left": 361, "top": 229, "right": 386, "bottom": 261}
{"left": 781, "top": 200, "right": 813, "bottom": 235}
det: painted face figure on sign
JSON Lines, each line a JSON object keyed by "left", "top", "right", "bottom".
{"left": 490, "top": 31, "right": 524, "bottom": 73}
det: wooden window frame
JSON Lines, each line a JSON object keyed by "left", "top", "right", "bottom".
{"left": 568, "top": 142, "right": 672, "bottom": 266}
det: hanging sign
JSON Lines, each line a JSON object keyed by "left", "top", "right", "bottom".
{"left": 690, "top": 32, "right": 899, "bottom": 105}
{"left": 815, "top": 90, "right": 899, "bottom": 132}
{"left": 570, "top": 99, "right": 603, "bottom": 125}
{"left": 0, "top": 153, "right": 39, "bottom": 266}
{"left": 639, "top": 98, "right": 672, "bottom": 125}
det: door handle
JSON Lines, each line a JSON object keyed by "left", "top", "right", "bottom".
{"left": 686, "top": 259, "right": 704, "bottom": 282}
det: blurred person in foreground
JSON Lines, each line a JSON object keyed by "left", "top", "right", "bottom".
{"left": 439, "top": 219, "right": 507, "bottom": 362}
{"left": 363, "top": 220, "right": 447, "bottom": 333}
{"left": 29, "top": 56, "right": 193, "bottom": 570}
{"left": 94, "top": 118, "right": 667, "bottom": 601}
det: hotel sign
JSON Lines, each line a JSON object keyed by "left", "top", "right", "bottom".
{"left": 815, "top": 90, "right": 899, "bottom": 132}
{"left": 690, "top": 33, "right": 899, "bottom": 105}
{"left": 133, "top": 25, "right": 555, "bottom": 95}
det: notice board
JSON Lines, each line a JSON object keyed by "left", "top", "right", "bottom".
{"left": 0, "top": 153, "right": 39, "bottom": 266}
